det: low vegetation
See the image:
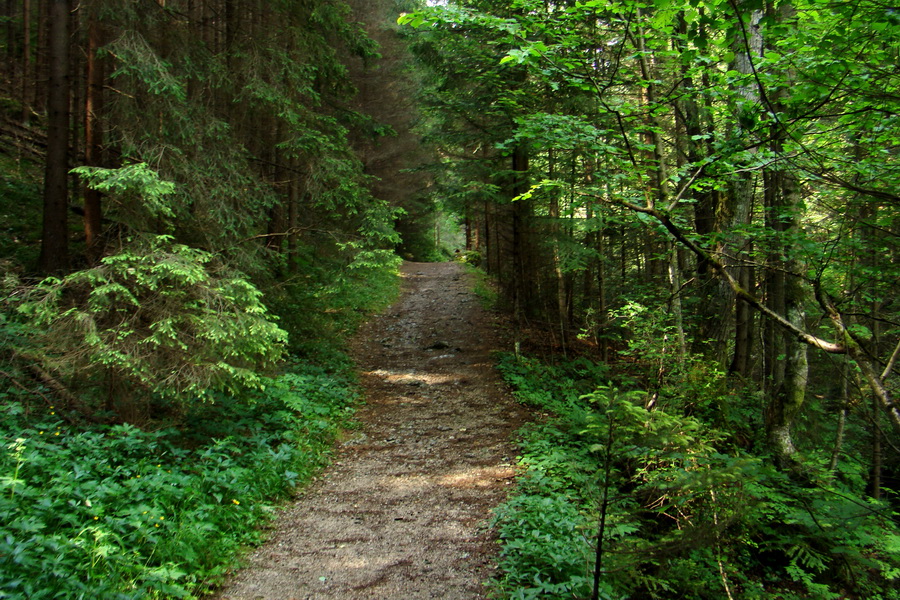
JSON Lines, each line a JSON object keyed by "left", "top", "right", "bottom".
{"left": 0, "top": 363, "right": 359, "bottom": 599}
{"left": 493, "top": 348, "right": 900, "bottom": 600}
{"left": 0, "top": 154, "right": 400, "bottom": 599}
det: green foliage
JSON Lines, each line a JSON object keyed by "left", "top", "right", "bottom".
{"left": 455, "top": 250, "right": 481, "bottom": 266}
{"left": 493, "top": 354, "right": 900, "bottom": 600}
{"left": 70, "top": 164, "right": 177, "bottom": 232}
{"left": 492, "top": 492, "right": 596, "bottom": 599}
{"left": 610, "top": 300, "right": 762, "bottom": 435}
{"left": 18, "top": 235, "right": 286, "bottom": 406}
{"left": 400, "top": 0, "right": 900, "bottom": 417}
{"left": 496, "top": 353, "right": 610, "bottom": 412}
{"left": 87, "top": 0, "right": 403, "bottom": 287}
{"left": 0, "top": 362, "right": 357, "bottom": 600}
{"left": 267, "top": 249, "right": 401, "bottom": 357}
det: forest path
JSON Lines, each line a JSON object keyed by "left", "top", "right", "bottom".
{"left": 214, "top": 261, "right": 529, "bottom": 600}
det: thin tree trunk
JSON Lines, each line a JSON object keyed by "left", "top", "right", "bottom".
{"left": 597, "top": 215, "right": 608, "bottom": 362}
{"left": 21, "top": 0, "right": 31, "bottom": 123}
{"left": 287, "top": 159, "right": 300, "bottom": 273}
{"left": 547, "top": 150, "right": 569, "bottom": 349}
{"left": 668, "top": 240, "right": 686, "bottom": 358}
{"left": 83, "top": 6, "right": 104, "bottom": 261}
{"left": 828, "top": 405, "right": 847, "bottom": 472}
{"left": 870, "top": 394, "right": 882, "bottom": 499}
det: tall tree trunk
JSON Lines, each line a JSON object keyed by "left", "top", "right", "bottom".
{"left": 21, "top": 0, "right": 31, "bottom": 123}
{"left": 4, "top": 0, "right": 13, "bottom": 67}
{"left": 83, "top": 6, "right": 104, "bottom": 261}
{"left": 678, "top": 13, "right": 745, "bottom": 367}
{"left": 762, "top": 2, "right": 807, "bottom": 466}
{"left": 762, "top": 158, "right": 809, "bottom": 466}
{"left": 547, "top": 150, "right": 569, "bottom": 348}
{"left": 698, "top": 7, "right": 760, "bottom": 369}
{"left": 510, "top": 143, "right": 531, "bottom": 321}
{"left": 38, "top": 0, "right": 70, "bottom": 274}
{"left": 34, "top": 0, "right": 48, "bottom": 114}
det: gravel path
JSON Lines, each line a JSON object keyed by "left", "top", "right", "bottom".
{"left": 213, "top": 261, "right": 528, "bottom": 600}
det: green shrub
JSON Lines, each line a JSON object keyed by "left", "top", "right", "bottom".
{"left": 493, "top": 354, "right": 900, "bottom": 600}
{"left": 17, "top": 235, "right": 286, "bottom": 414}
{"left": 0, "top": 363, "right": 357, "bottom": 599}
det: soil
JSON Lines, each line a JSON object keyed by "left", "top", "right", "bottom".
{"left": 213, "top": 261, "right": 530, "bottom": 600}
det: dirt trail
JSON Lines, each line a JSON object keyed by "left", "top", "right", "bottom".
{"left": 214, "top": 261, "right": 528, "bottom": 600}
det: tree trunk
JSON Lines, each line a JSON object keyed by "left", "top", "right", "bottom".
{"left": 547, "top": 150, "right": 569, "bottom": 348}
{"left": 38, "top": 0, "right": 70, "bottom": 274}
{"left": 667, "top": 240, "right": 686, "bottom": 358}
{"left": 761, "top": 2, "right": 809, "bottom": 468}
{"left": 4, "top": 0, "right": 13, "bottom": 66}
{"left": 21, "top": 0, "right": 31, "bottom": 123}
{"left": 870, "top": 394, "right": 882, "bottom": 499}
{"left": 728, "top": 261, "right": 754, "bottom": 376}
{"left": 510, "top": 143, "right": 531, "bottom": 320}
{"left": 34, "top": 0, "right": 48, "bottom": 114}
{"left": 287, "top": 159, "right": 301, "bottom": 273}
{"left": 83, "top": 4, "right": 105, "bottom": 261}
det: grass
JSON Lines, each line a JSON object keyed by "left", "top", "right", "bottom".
{"left": 461, "top": 262, "right": 499, "bottom": 310}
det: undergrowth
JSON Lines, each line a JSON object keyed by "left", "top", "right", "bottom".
{"left": 0, "top": 154, "right": 43, "bottom": 270}
{"left": 493, "top": 353, "right": 900, "bottom": 600}
{"left": 461, "top": 262, "right": 498, "bottom": 310}
{"left": 0, "top": 361, "right": 358, "bottom": 599}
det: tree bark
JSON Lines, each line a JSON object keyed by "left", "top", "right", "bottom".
{"left": 38, "top": 0, "right": 70, "bottom": 274}
{"left": 21, "top": 0, "right": 31, "bottom": 123}
{"left": 759, "top": 1, "right": 808, "bottom": 468}
{"left": 547, "top": 150, "right": 569, "bottom": 348}
{"left": 870, "top": 394, "right": 882, "bottom": 499}
{"left": 83, "top": 6, "right": 104, "bottom": 262}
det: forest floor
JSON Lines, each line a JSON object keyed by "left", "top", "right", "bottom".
{"left": 213, "top": 261, "right": 530, "bottom": 600}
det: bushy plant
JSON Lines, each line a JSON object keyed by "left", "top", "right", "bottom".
{"left": 17, "top": 235, "right": 286, "bottom": 413}
{"left": 455, "top": 250, "right": 482, "bottom": 266}
{"left": 267, "top": 248, "right": 400, "bottom": 357}
{"left": 493, "top": 355, "right": 900, "bottom": 600}
{"left": 0, "top": 362, "right": 357, "bottom": 599}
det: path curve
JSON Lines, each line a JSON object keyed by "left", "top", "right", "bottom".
{"left": 214, "top": 261, "right": 528, "bottom": 600}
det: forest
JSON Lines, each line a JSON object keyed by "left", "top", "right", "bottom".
{"left": 1, "top": 0, "right": 899, "bottom": 598}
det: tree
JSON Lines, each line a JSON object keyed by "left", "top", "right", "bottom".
{"left": 401, "top": 0, "right": 900, "bottom": 462}
{"left": 5, "top": 0, "right": 405, "bottom": 418}
{"left": 38, "top": 0, "right": 70, "bottom": 274}
{"left": 345, "top": 0, "right": 438, "bottom": 260}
